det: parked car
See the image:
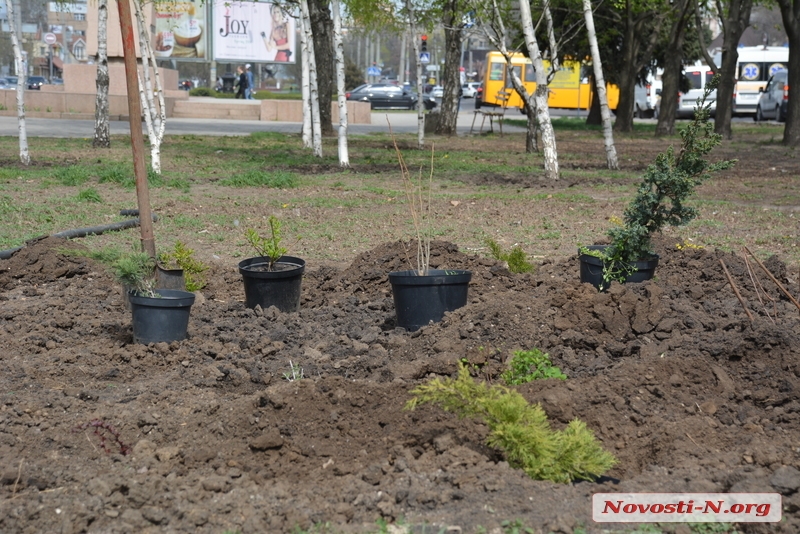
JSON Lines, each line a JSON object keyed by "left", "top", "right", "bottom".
{"left": 461, "top": 82, "right": 482, "bottom": 98}
{"left": 0, "top": 78, "right": 10, "bottom": 90}
{"left": 431, "top": 85, "right": 444, "bottom": 98}
{"left": 634, "top": 82, "right": 655, "bottom": 118}
{"left": 6, "top": 76, "right": 18, "bottom": 86}
{"left": 51, "top": 77, "right": 64, "bottom": 85}
{"left": 27, "top": 76, "right": 48, "bottom": 90}
{"left": 346, "top": 83, "right": 435, "bottom": 110}
{"left": 755, "top": 70, "right": 788, "bottom": 122}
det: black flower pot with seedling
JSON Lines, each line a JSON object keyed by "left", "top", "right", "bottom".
{"left": 113, "top": 252, "right": 195, "bottom": 344}
{"left": 578, "top": 76, "right": 735, "bottom": 292}
{"left": 389, "top": 268, "right": 472, "bottom": 331}
{"left": 239, "top": 216, "right": 304, "bottom": 313}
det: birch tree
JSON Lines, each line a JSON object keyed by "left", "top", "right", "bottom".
{"left": 300, "top": 0, "right": 323, "bottom": 157}
{"left": 7, "top": 0, "right": 29, "bottom": 165}
{"left": 133, "top": 0, "right": 167, "bottom": 173}
{"left": 332, "top": 0, "right": 350, "bottom": 166}
{"left": 93, "top": 0, "right": 111, "bottom": 149}
{"left": 299, "top": 13, "right": 312, "bottom": 150}
{"left": 405, "top": 0, "right": 426, "bottom": 149}
{"left": 475, "top": 0, "right": 559, "bottom": 179}
{"left": 583, "top": 0, "right": 618, "bottom": 170}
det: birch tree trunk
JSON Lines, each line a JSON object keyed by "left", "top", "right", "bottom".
{"left": 517, "top": 0, "right": 559, "bottom": 179}
{"left": 133, "top": 0, "right": 167, "bottom": 173}
{"left": 583, "top": 0, "right": 618, "bottom": 170}
{"left": 93, "top": 0, "right": 111, "bottom": 148}
{"left": 299, "top": 14, "right": 312, "bottom": 149}
{"left": 300, "top": 0, "right": 323, "bottom": 157}
{"left": 7, "top": 0, "right": 29, "bottom": 165}
{"left": 331, "top": 0, "right": 349, "bottom": 167}
{"left": 406, "top": 0, "right": 425, "bottom": 149}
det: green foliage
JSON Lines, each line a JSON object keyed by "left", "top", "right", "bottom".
{"left": 112, "top": 252, "right": 157, "bottom": 296}
{"left": 188, "top": 87, "right": 214, "bottom": 96}
{"left": 54, "top": 165, "right": 89, "bottom": 186}
{"left": 344, "top": 57, "right": 365, "bottom": 90}
{"left": 406, "top": 364, "right": 616, "bottom": 483}
{"left": 583, "top": 75, "right": 736, "bottom": 287}
{"left": 219, "top": 169, "right": 299, "bottom": 188}
{"left": 502, "top": 349, "right": 567, "bottom": 385}
{"left": 486, "top": 238, "right": 534, "bottom": 274}
{"left": 158, "top": 241, "right": 208, "bottom": 291}
{"left": 245, "top": 216, "right": 287, "bottom": 269}
{"left": 76, "top": 187, "right": 102, "bottom": 203}
{"left": 98, "top": 162, "right": 133, "bottom": 188}
{"left": 501, "top": 519, "right": 535, "bottom": 534}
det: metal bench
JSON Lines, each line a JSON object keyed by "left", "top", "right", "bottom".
{"left": 471, "top": 89, "right": 512, "bottom": 136}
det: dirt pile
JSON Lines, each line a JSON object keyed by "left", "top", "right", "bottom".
{"left": 0, "top": 236, "right": 798, "bottom": 533}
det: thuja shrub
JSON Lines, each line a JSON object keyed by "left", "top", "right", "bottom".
{"left": 406, "top": 364, "right": 616, "bottom": 483}
{"left": 486, "top": 238, "right": 534, "bottom": 274}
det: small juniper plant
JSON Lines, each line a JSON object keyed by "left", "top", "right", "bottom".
{"left": 486, "top": 238, "right": 534, "bottom": 274}
{"left": 245, "top": 215, "right": 287, "bottom": 271}
{"left": 406, "top": 363, "right": 616, "bottom": 483}
{"left": 112, "top": 251, "right": 157, "bottom": 297}
{"left": 581, "top": 74, "right": 736, "bottom": 287}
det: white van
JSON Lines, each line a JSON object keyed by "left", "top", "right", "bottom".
{"left": 733, "top": 46, "right": 789, "bottom": 116}
{"left": 676, "top": 65, "right": 716, "bottom": 119}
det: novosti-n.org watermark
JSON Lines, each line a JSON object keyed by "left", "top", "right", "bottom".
{"left": 593, "top": 493, "right": 781, "bottom": 523}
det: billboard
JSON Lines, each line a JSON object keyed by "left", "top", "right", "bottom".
{"left": 212, "top": 1, "right": 296, "bottom": 63}
{"left": 153, "top": 0, "right": 209, "bottom": 60}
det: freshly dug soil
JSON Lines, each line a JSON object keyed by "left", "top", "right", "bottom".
{"left": 1, "top": 236, "right": 799, "bottom": 533}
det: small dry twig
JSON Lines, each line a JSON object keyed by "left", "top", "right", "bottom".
{"left": 720, "top": 259, "right": 754, "bottom": 323}
{"left": 744, "top": 246, "right": 800, "bottom": 313}
{"left": 744, "top": 253, "right": 776, "bottom": 324}
{"left": 686, "top": 433, "right": 699, "bottom": 447}
{"left": 11, "top": 459, "right": 23, "bottom": 499}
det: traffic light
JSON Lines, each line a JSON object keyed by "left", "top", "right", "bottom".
{"left": 421, "top": 35, "right": 428, "bottom": 53}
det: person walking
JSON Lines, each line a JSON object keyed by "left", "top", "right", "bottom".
{"left": 235, "top": 65, "right": 248, "bottom": 99}
{"left": 245, "top": 64, "right": 255, "bottom": 99}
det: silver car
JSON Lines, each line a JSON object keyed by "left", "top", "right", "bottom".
{"left": 755, "top": 70, "right": 788, "bottom": 122}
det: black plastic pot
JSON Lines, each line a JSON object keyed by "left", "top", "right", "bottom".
{"left": 578, "top": 245, "right": 659, "bottom": 291}
{"left": 238, "top": 256, "right": 305, "bottom": 313}
{"left": 388, "top": 269, "right": 472, "bottom": 331}
{"left": 156, "top": 264, "right": 186, "bottom": 290}
{"left": 129, "top": 289, "right": 195, "bottom": 344}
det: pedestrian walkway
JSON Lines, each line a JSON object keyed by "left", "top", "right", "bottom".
{"left": 0, "top": 108, "right": 526, "bottom": 138}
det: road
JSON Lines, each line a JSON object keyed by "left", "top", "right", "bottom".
{"left": 0, "top": 102, "right": 526, "bottom": 138}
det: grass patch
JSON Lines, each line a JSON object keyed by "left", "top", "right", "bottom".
{"left": 54, "top": 165, "right": 90, "bottom": 186}
{"left": 219, "top": 169, "right": 299, "bottom": 188}
{"left": 76, "top": 187, "right": 103, "bottom": 203}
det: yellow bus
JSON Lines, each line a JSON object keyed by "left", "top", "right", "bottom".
{"left": 479, "top": 51, "right": 620, "bottom": 111}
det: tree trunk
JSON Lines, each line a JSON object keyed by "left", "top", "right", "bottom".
{"left": 331, "top": 0, "right": 349, "bottom": 167}
{"left": 655, "top": 0, "right": 692, "bottom": 137}
{"left": 93, "top": 0, "right": 110, "bottom": 149}
{"left": 133, "top": 0, "right": 166, "bottom": 174}
{"left": 7, "top": 0, "right": 29, "bottom": 165}
{"left": 406, "top": 0, "right": 425, "bottom": 149}
{"left": 301, "top": 0, "right": 323, "bottom": 157}
{"left": 518, "top": 0, "right": 558, "bottom": 177}
{"left": 714, "top": 0, "right": 754, "bottom": 139}
{"left": 308, "top": 0, "right": 334, "bottom": 136}
{"left": 586, "top": 79, "right": 602, "bottom": 125}
{"left": 584, "top": 0, "right": 619, "bottom": 169}
{"left": 299, "top": 14, "right": 312, "bottom": 149}
{"left": 776, "top": 0, "right": 800, "bottom": 145}
{"left": 436, "top": 0, "right": 463, "bottom": 136}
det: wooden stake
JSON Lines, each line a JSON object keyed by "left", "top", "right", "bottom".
{"left": 744, "top": 246, "right": 800, "bottom": 313}
{"left": 720, "top": 259, "right": 754, "bottom": 323}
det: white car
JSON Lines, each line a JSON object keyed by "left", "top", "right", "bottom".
{"left": 431, "top": 85, "right": 444, "bottom": 98}
{"left": 461, "top": 82, "right": 481, "bottom": 98}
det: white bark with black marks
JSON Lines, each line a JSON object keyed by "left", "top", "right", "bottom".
{"left": 332, "top": 0, "right": 349, "bottom": 166}
{"left": 93, "top": 0, "right": 110, "bottom": 149}
{"left": 300, "top": 0, "right": 322, "bottom": 157}
{"left": 8, "top": 0, "right": 29, "bottom": 165}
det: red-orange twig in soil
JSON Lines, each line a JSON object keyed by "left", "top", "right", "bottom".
{"left": 744, "top": 246, "right": 800, "bottom": 314}
{"left": 743, "top": 252, "right": 776, "bottom": 324}
{"left": 720, "top": 259, "right": 754, "bottom": 323}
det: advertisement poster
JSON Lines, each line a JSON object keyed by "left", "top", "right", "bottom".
{"left": 212, "top": 1, "right": 296, "bottom": 63}
{"left": 153, "top": 0, "right": 208, "bottom": 60}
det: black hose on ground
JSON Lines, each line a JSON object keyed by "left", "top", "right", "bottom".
{"left": 0, "top": 211, "right": 159, "bottom": 260}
